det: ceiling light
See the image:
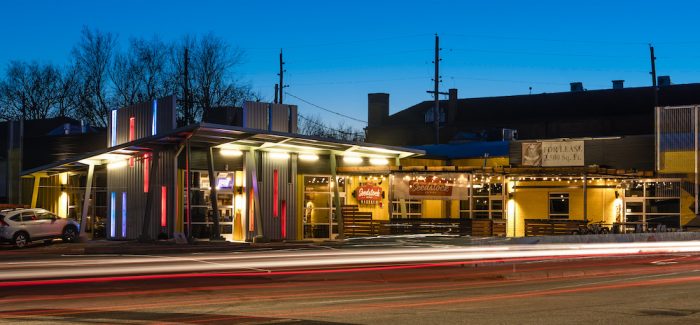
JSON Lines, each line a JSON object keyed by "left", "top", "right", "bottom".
{"left": 220, "top": 149, "right": 243, "bottom": 157}
{"left": 370, "top": 158, "right": 389, "bottom": 166}
{"left": 270, "top": 152, "right": 290, "bottom": 159}
{"left": 343, "top": 156, "right": 363, "bottom": 164}
{"left": 299, "top": 154, "right": 319, "bottom": 161}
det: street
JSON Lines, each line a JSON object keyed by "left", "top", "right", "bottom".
{"left": 2, "top": 243, "right": 700, "bottom": 324}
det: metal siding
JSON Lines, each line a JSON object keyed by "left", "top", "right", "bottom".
{"left": 289, "top": 105, "right": 298, "bottom": 133}
{"left": 109, "top": 95, "right": 177, "bottom": 148}
{"left": 259, "top": 152, "right": 295, "bottom": 240}
{"left": 243, "top": 102, "right": 269, "bottom": 130}
{"left": 270, "top": 104, "right": 289, "bottom": 132}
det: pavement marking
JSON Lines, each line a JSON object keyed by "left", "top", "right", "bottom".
{"left": 544, "top": 269, "right": 700, "bottom": 291}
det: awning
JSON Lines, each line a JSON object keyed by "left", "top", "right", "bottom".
{"left": 21, "top": 122, "right": 424, "bottom": 176}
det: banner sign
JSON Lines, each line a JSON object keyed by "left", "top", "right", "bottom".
{"left": 522, "top": 141, "right": 584, "bottom": 167}
{"left": 392, "top": 173, "right": 469, "bottom": 200}
{"left": 357, "top": 185, "right": 382, "bottom": 202}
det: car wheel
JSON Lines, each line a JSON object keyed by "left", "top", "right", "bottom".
{"left": 13, "top": 232, "right": 29, "bottom": 248}
{"left": 62, "top": 226, "right": 78, "bottom": 243}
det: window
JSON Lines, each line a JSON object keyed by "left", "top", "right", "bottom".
{"left": 37, "top": 212, "right": 58, "bottom": 220}
{"left": 549, "top": 193, "right": 569, "bottom": 219}
{"left": 21, "top": 211, "right": 37, "bottom": 222}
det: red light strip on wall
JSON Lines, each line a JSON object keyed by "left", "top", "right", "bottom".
{"left": 273, "top": 169, "right": 279, "bottom": 217}
{"left": 161, "top": 186, "right": 167, "bottom": 227}
{"left": 129, "top": 117, "right": 135, "bottom": 141}
{"left": 144, "top": 154, "right": 150, "bottom": 193}
{"left": 248, "top": 188, "right": 254, "bottom": 232}
{"left": 281, "top": 200, "right": 287, "bottom": 239}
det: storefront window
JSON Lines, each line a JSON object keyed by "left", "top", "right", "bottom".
{"left": 303, "top": 175, "right": 346, "bottom": 239}
{"left": 549, "top": 193, "right": 569, "bottom": 219}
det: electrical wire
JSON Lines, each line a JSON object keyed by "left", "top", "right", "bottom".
{"left": 284, "top": 92, "right": 367, "bottom": 124}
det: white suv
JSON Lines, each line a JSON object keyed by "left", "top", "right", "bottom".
{"left": 0, "top": 208, "right": 80, "bottom": 248}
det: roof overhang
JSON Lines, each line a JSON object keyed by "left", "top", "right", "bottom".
{"left": 22, "top": 123, "right": 424, "bottom": 176}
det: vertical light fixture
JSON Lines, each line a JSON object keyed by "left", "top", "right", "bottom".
{"left": 110, "top": 110, "right": 117, "bottom": 146}
{"left": 152, "top": 99, "right": 158, "bottom": 136}
{"left": 143, "top": 154, "right": 150, "bottom": 193}
{"left": 248, "top": 188, "right": 255, "bottom": 232}
{"left": 128, "top": 116, "right": 136, "bottom": 167}
{"left": 273, "top": 169, "right": 279, "bottom": 217}
{"left": 161, "top": 186, "right": 167, "bottom": 228}
{"left": 129, "top": 116, "right": 135, "bottom": 141}
{"left": 281, "top": 200, "right": 287, "bottom": 239}
{"left": 122, "top": 192, "right": 127, "bottom": 238}
{"left": 110, "top": 192, "right": 116, "bottom": 238}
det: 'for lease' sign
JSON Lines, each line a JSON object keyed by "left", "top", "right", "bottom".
{"left": 522, "top": 141, "right": 584, "bottom": 167}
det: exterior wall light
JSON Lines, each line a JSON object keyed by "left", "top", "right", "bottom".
{"left": 270, "top": 152, "right": 290, "bottom": 159}
{"left": 220, "top": 149, "right": 243, "bottom": 157}
{"left": 343, "top": 156, "right": 363, "bottom": 164}
{"left": 369, "top": 158, "right": 389, "bottom": 166}
{"left": 299, "top": 154, "right": 319, "bottom": 161}
{"left": 107, "top": 160, "right": 128, "bottom": 170}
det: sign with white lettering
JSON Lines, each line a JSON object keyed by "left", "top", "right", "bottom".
{"left": 357, "top": 185, "right": 382, "bottom": 202}
{"left": 392, "top": 173, "right": 470, "bottom": 200}
{"left": 522, "top": 141, "right": 584, "bottom": 167}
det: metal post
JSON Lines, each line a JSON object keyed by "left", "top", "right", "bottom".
{"left": 186, "top": 140, "right": 192, "bottom": 238}
{"left": 330, "top": 153, "right": 343, "bottom": 239}
{"left": 140, "top": 150, "right": 159, "bottom": 241}
{"left": 79, "top": 164, "right": 94, "bottom": 240}
{"left": 583, "top": 173, "right": 588, "bottom": 223}
{"left": 695, "top": 107, "right": 699, "bottom": 214}
{"left": 207, "top": 147, "right": 222, "bottom": 240}
{"left": 30, "top": 175, "right": 40, "bottom": 208}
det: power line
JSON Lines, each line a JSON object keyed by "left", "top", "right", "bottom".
{"left": 298, "top": 113, "right": 365, "bottom": 140}
{"left": 284, "top": 92, "right": 367, "bottom": 124}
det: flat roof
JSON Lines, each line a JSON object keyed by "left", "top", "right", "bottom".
{"left": 22, "top": 123, "right": 424, "bottom": 176}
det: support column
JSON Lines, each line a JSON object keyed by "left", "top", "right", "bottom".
{"left": 330, "top": 153, "right": 343, "bottom": 239}
{"left": 79, "top": 164, "right": 94, "bottom": 240}
{"left": 140, "top": 150, "right": 159, "bottom": 241}
{"left": 583, "top": 173, "right": 588, "bottom": 223}
{"left": 186, "top": 140, "right": 192, "bottom": 239}
{"left": 247, "top": 149, "right": 264, "bottom": 240}
{"left": 30, "top": 175, "right": 41, "bottom": 208}
{"left": 207, "top": 147, "right": 222, "bottom": 240}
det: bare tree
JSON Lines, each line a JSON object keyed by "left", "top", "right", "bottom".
{"left": 0, "top": 61, "right": 62, "bottom": 120}
{"left": 71, "top": 26, "right": 117, "bottom": 127}
{"left": 298, "top": 114, "right": 365, "bottom": 141}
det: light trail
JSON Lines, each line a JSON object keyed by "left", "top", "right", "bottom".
{"left": 3, "top": 241, "right": 700, "bottom": 284}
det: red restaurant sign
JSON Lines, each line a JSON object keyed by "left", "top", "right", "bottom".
{"left": 357, "top": 185, "right": 382, "bottom": 202}
{"left": 408, "top": 178, "right": 453, "bottom": 197}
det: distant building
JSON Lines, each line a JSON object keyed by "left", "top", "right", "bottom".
{"left": 366, "top": 79, "right": 700, "bottom": 146}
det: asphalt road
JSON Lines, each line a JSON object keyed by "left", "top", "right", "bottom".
{"left": 2, "top": 244, "right": 700, "bottom": 324}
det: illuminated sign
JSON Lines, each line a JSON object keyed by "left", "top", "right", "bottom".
{"left": 357, "top": 185, "right": 382, "bottom": 202}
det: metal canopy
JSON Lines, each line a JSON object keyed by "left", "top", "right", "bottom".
{"left": 21, "top": 122, "right": 424, "bottom": 176}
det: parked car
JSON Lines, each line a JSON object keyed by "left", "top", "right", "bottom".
{"left": 0, "top": 208, "right": 80, "bottom": 248}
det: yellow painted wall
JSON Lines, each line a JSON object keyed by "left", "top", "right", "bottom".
{"left": 508, "top": 181, "right": 619, "bottom": 237}
{"left": 660, "top": 151, "right": 694, "bottom": 174}
{"left": 452, "top": 157, "right": 509, "bottom": 167}
{"left": 421, "top": 200, "right": 446, "bottom": 218}
{"left": 400, "top": 158, "right": 446, "bottom": 166}
{"left": 344, "top": 175, "right": 390, "bottom": 221}
{"left": 681, "top": 188, "right": 695, "bottom": 227}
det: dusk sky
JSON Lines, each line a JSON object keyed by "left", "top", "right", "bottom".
{"left": 2, "top": 0, "right": 700, "bottom": 129}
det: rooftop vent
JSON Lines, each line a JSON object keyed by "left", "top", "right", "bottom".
{"left": 612, "top": 80, "right": 624, "bottom": 89}
{"left": 658, "top": 76, "right": 671, "bottom": 87}
{"left": 570, "top": 82, "right": 584, "bottom": 92}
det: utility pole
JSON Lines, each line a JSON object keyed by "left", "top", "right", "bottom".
{"left": 650, "top": 44, "right": 658, "bottom": 107}
{"left": 278, "top": 49, "right": 286, "bottom": 104}
{"left": 183, "top": 47, "right": 191, "bottom": 124}
{"left": 426, "top": 34, "right": 447, "bottom": 144}
{"left": 274, "top": 84, "right": 279, "bottom": 104}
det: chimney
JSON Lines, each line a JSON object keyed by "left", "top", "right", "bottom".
{"left": 368, "top": 93, "right": 389, "bottom": 128}
{"left": 570, "top": 82, "right": 584, "bottom": 92}
{"left": 658, "top": 76, "right": 671, "bottom": 87}
{"left": 612, "top": 80, "right": 624, "bottom": 89}
{"left": 447, "top": 88, "right": 458, "bottom": 124}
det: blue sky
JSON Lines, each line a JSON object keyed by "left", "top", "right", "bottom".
{"left": 2, "top": 0, "right": 700, "bottom": 130}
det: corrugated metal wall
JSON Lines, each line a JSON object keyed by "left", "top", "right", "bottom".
{"left": 243, "top": 102, "right": 298, "bottom": 133}
{"left": 244, "top": 151, "right": 297, "bottom": 241}
{"left": 108, "top": 95, "right": 177, "bottom": 147}
{"left": 242, "top": 102, "right": 269, "bottom": 130}
{"left": 106, "top": 150, "right": 176, "bottom": 240}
